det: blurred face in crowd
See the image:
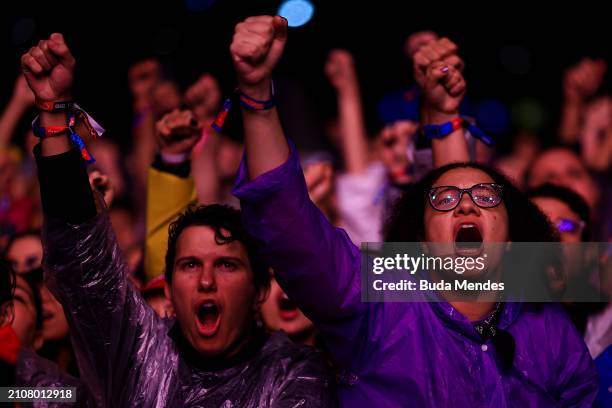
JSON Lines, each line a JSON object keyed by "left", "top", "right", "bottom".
{"left": 261, "top": 276, "right": 316, "bottom": 345}
{"left": 11, "top": 275, "right": 42, "bottom": 350}
{"left": 527, "top": 148, "right": 599, "bottom": 210}
{"left": 166, "top": 226, "right": 266, "bottom": 357}
{"left": 530, "top": 197, "right": 584, "bottom": 243}
{"left": 7, "top": 234, "right": 42, "bottom": 274}
{"left": 151, "top": 81, "right": 182, "bottom": 118}
{"left": 424, "top": 168, "right": 509, "bottom": 278}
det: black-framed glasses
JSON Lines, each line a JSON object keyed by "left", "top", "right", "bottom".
{"left": 428, "top": 183, "right": 504, "bottom": 212}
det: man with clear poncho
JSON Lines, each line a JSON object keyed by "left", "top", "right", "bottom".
{"left": 21, "top": 32, "right": 335, "bottom": 407}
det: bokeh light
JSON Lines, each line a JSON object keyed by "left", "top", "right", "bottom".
{"left": 278, "top": 0, "right": 315, "bottom": 28}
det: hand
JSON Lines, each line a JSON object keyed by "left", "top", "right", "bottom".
{"left": 413, "top": 37, "right": 462, "bottom": 89}
{"left": 155, "top": 109, "right": 203, "bottom": 156}
{"left": 304, "top": 161, "right": 334, "bottom": 205}
{"left": 185, "top": 74, "right": 221, "bottom": 121}
{"left": 21, "top": 33, "right": 75, "bottom": 103}
{"left": 11, "top": 75, "right": 35, "bottom": 108}
{"left": 563, "top": 58, "right": 607, "bottom": 103}
{"left": 89, "top": 170, "right": 114, "bottom": 207}
{"left": 324, "top": 49, "right": 358, "bottom": 93}
{"left": 420, "top": 61, "right": 466, "bottom": 122}
{"left": 231, "top": 16, "right": 288, "bottom": 98}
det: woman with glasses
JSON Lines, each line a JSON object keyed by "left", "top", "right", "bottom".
{"left": 229, "top": 16, "right": 598, "bottom": 407}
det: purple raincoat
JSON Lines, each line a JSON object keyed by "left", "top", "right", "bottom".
{"left": 233, "top": 140, "right": 598, "bottom": 407}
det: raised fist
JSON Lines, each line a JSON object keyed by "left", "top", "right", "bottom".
{"left": 155, "top": 109, "right": 203, "bottom": 156}
{"left": 413, "top": 37, "right": 463, "bottom": 90}
{"left": 185, "top": 74, "right": 221, "bottom": 121}
{"left": 21, "top": 33, "right": 75, "bottom": 103}
{"left": 324, "top": 49, "right": 358, "bottom": 93}
{"left": 420, "top": 60, "right": 466, "bottom": 116}
{"left": 230, "top": 16, "right": 288, "bottom": 95}
{"left": 564, "top": 58, "right": 607, "bottom": 103}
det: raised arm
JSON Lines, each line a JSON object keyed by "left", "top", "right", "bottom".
{"left": 324, "top": 49, "right": 370, "bottom": 174}
{"left": 231, "top": 17, "right": 365, "bottom": 339}
{"left": 145, "top": 109, "right": 199, "bottom": 281}
{"left": 22, "top": 34, "right": 170, "bottom": 406}
{"left": 559, "top": 58, "right": 607, "bottom": 144}
{"left": 413, "top": 38, "right": 470, "bottom": 168}
{"left": 0, "top": 75, "right": 34, "bottom": 148}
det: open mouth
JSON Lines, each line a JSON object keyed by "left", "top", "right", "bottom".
{"left": 278, "top": 293, "right": 300, "bottom": 321}
{"left": 454, "top": 223, "right": 483, "bottom": 255}
{"left": 196, "top": 300, "right": 221, "bottom": 337}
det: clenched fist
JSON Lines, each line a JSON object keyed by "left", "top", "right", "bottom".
{"left": 325, "top": 49, "right": 359, "bottom": 93}
{"left": 156, "top": 109, "right": 203, "bottom": 156}
{"left": 21, "top": 33, "right": 75, "bottom": 103}
{"left": 413, "top": 38, "right": 465, "bottom": 120}
{"left": 230, "top": 16, "right": 288, "bottom": 97}
{"left": 564, "top": 58, "right": 607, "bottom": 103}
{"left": 422, "top": 61, "right": 466, "bottom": 115}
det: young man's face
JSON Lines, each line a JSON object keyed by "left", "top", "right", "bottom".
{"left": 166, "top": 226, "right": 264, "bottom": 357}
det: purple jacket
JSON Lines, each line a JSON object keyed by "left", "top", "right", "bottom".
{"left": 233, "top": 141, "right": 598, "bottom": 407}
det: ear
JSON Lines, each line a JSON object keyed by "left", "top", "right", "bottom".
{"left": 0, "top": 301, "right": 14, "bottom": 327}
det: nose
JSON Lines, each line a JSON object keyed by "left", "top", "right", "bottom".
{"left": 453, "top": 191, "right": 480, "bottom": 216}
{"left": 198, "top": 265, "right": 217, "bottom": 293}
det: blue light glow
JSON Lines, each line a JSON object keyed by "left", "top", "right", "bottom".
{"left": 278, "top": 0, "right": 315, "bottom": 28}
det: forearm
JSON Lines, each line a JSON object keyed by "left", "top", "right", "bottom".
{"left": 337, "top": 87, "right": 369, "bottom": 174}
{"left": 241, "top": 80, "right": 289, "bottom": 180}
{"left": 424, "top": 110, "right": 470, "bottom": 168}
{"left": 559, "top": 101, "right": 583, "bottom": 144}
{"left": 0, "top": 100, "right": 28, "bottom": 147}
{"left": 192, "top": 131, "right": 221, "bottom": 204}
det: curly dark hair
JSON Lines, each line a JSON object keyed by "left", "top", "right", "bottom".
{"left": 165, "top": 204, "right": 270, "bottom": 293}
{"left": 385, "top": 162, "right": 558, "bottom": 243}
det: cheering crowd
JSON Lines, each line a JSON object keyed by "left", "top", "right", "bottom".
{"left": 1, "top": 13, "right": 612, "bottom": 407}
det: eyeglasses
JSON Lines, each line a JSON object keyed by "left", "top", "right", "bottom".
{"left": 556, "top": 218, "right": 585, "bottom": 233}
{"left": 428, "top": 183, "right": 504, "bottom": 212}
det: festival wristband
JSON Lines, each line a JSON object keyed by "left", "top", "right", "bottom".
{"left": 32, "top": 115, "right": 76, "bottom": 138}
{"left": 211, "top": 81, "right": 276, "bottom": 132}
{"left": 35, "top": 100, "right": 75, "bottom": 113}
{"left": 422, "top": 117, "right": 495, "bottom": 146}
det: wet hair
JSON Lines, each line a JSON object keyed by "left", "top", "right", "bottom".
{"left": 165, "top": 204, "right": 270, "bottom": 293}
{"left": 385, "top": 162, "right": 557, "bottom": 243}
{"left": 526, "top": 184, "right": 591, "bottom": 241}
{"left": 20, "top": 268, "right": 44, "bottom": 331}
{"left": 0, "top": 259, "right": 16, "bottom": 308}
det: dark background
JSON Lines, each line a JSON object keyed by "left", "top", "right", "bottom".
{"left": 2, "top": 1, "right": 611, "bottom": 153}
